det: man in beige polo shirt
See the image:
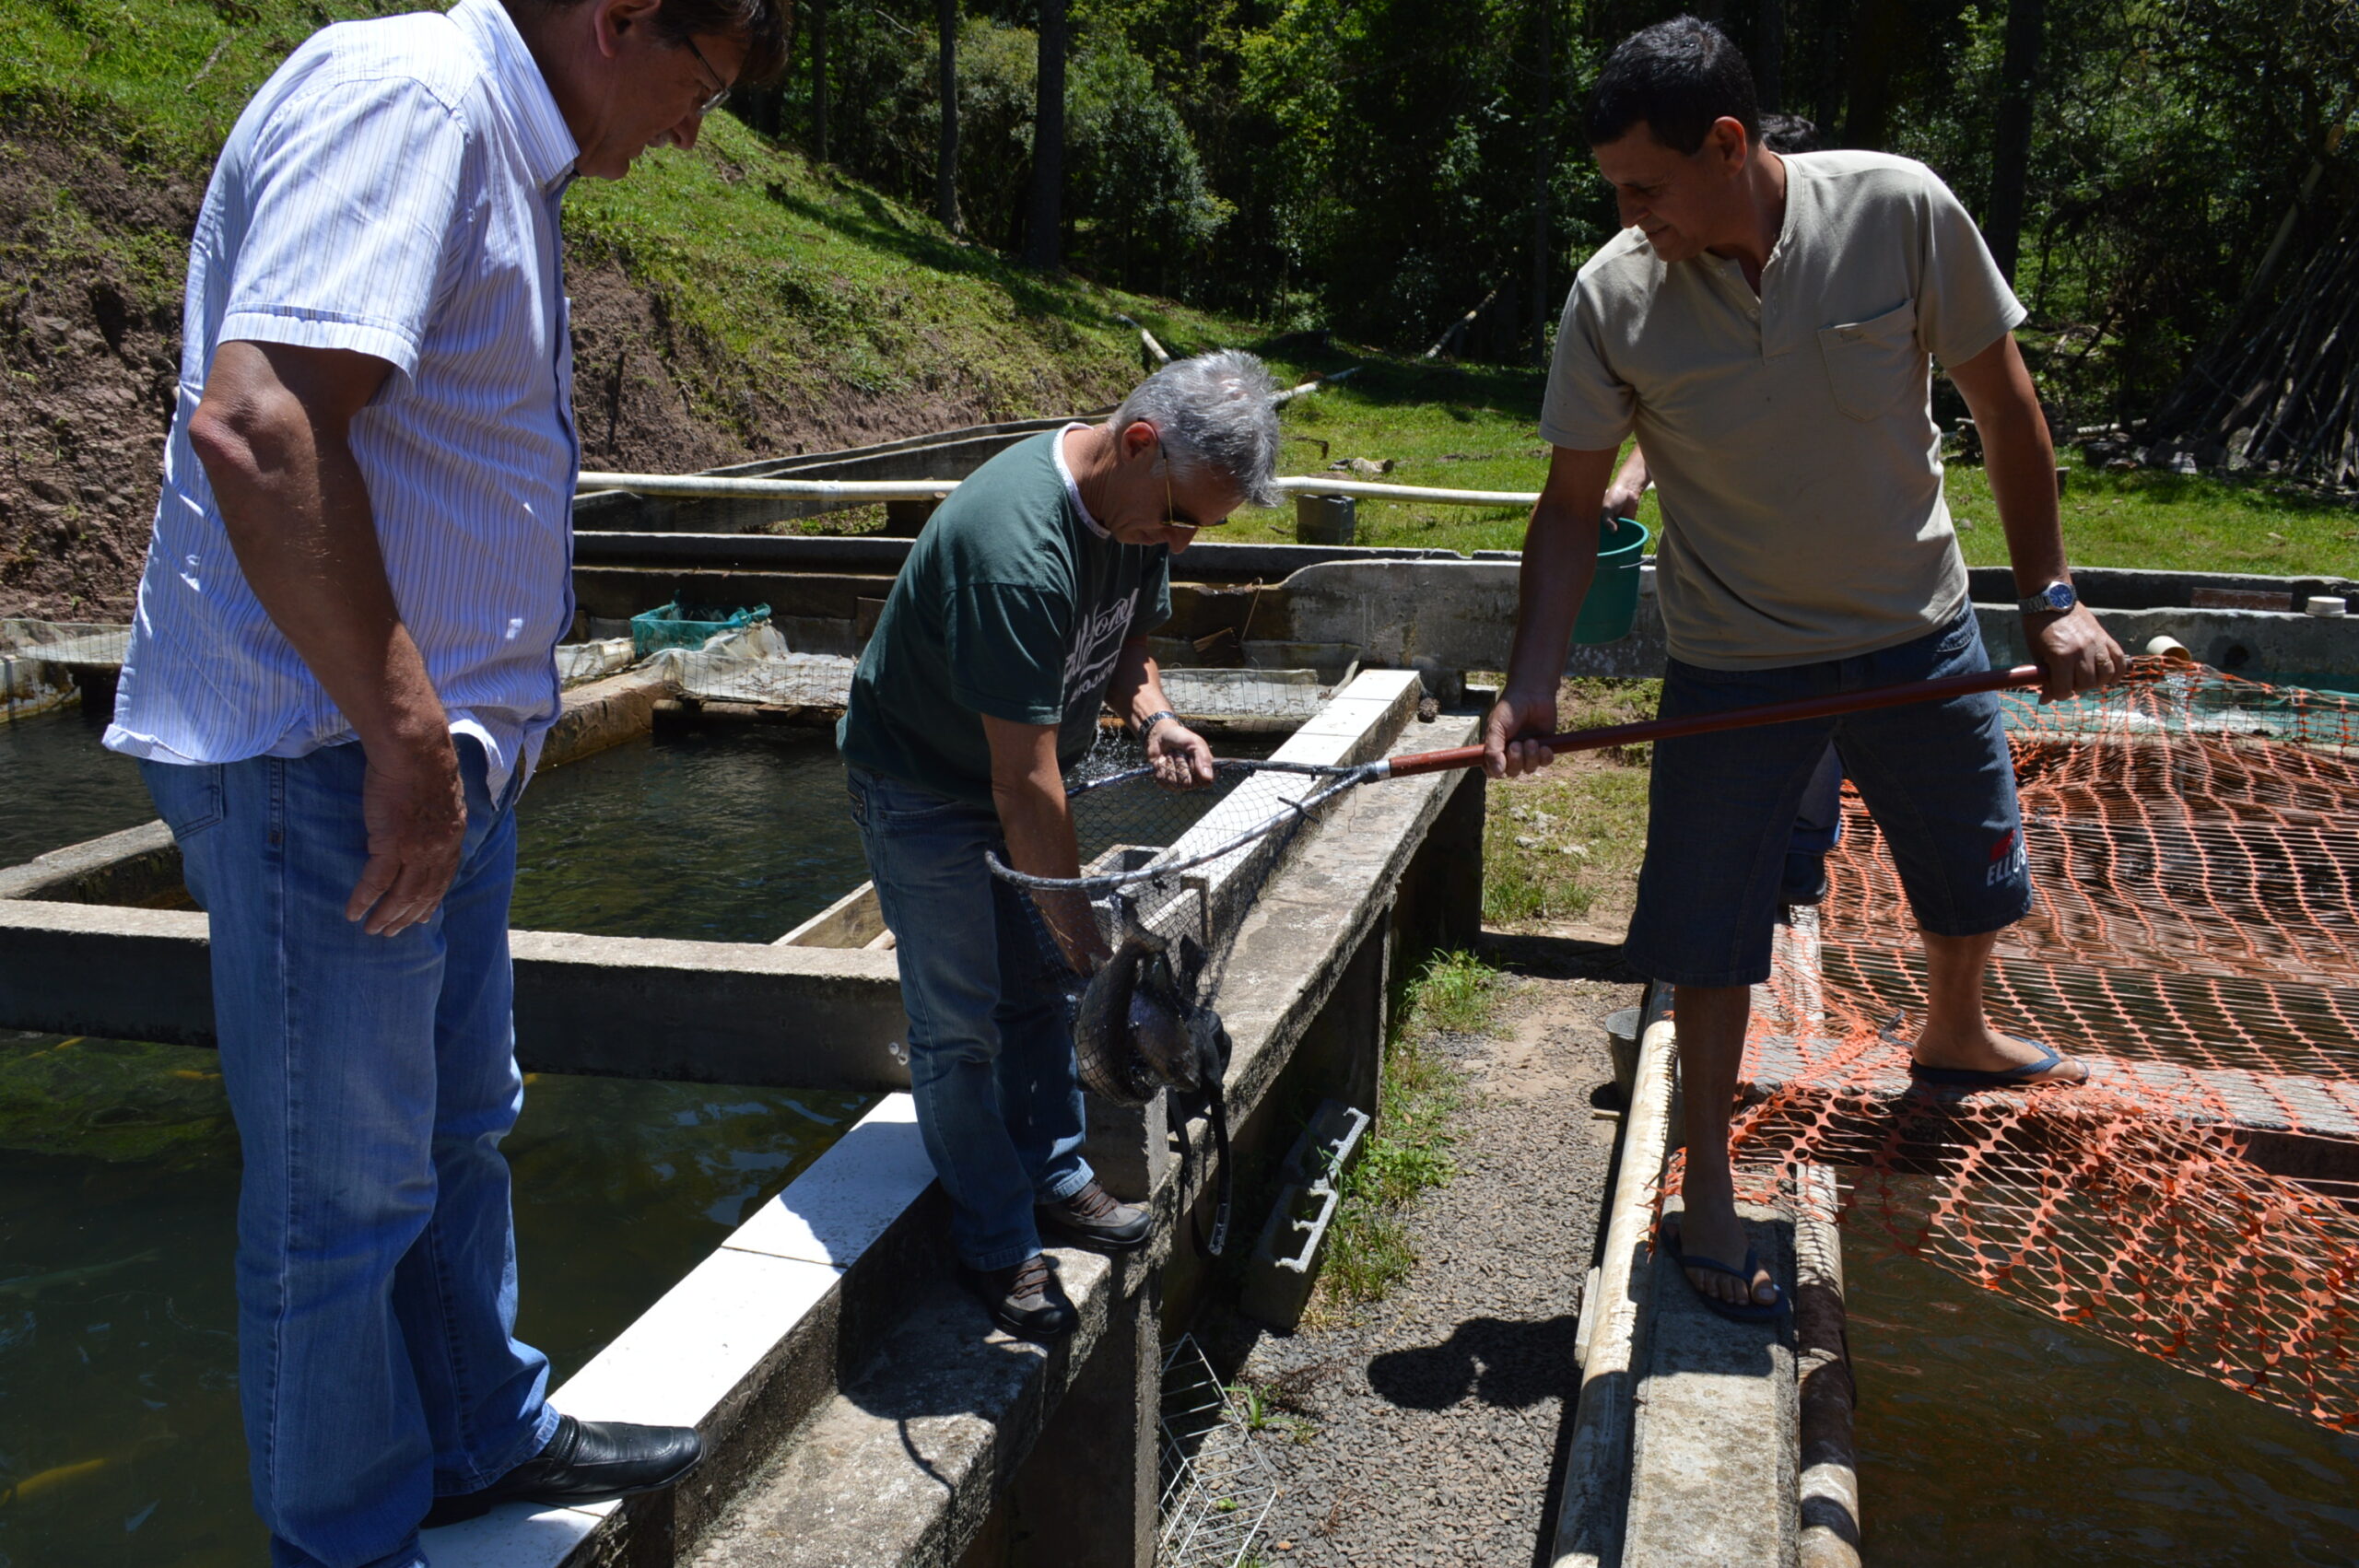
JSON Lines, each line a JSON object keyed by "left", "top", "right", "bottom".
{"left": 1485, "top": 17, "right": 2123, "bottom": 1320}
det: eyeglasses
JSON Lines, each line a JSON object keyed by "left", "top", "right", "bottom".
{"left": 683, "top": 34, "right": 734, "bottom": 115}
{"left": 1158, "top": 451, "right": 1223, "bottom": 532}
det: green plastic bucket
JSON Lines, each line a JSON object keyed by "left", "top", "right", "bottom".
{"left": 1572, "top": 515, "right": 1649, "bottom": 645}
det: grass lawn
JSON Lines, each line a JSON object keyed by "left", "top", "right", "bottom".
{"left": 1479, "top": 679, "right": 1659, "bottom": 934}
{"left": 1220, "top": 352, "right": 2358, "bottom": 579}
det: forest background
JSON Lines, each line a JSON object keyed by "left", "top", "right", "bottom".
{"left": 776, "top": 0, "right": 2357, "bottom": 420}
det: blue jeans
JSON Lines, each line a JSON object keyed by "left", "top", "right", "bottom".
{"left": 847, "top": 767, "right": 1094, "bottom": 1271}
{"left": 1625, "top": 604, "right": 2031, "bottom": 988}
{"left": 144, "top": 739, "right": 557, "bottom": 1568}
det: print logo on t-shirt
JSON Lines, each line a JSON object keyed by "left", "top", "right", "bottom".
{"left": 1063, "top": 592, "right": 1139, "bottom": 710}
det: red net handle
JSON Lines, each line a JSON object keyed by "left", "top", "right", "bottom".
{"left": 1378, "top": 663, "right": 2047, "bottom": 779}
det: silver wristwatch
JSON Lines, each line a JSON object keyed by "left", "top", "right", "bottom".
{"left": 1135, "top": 708, "right": 1180, "bottom": 742}
{"left": 2018, "top": 579, "right": 2077, "bottom": 616}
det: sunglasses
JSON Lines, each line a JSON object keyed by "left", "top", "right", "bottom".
{"left": 1160, "top": 451, "right": 1223, "bottom": 532}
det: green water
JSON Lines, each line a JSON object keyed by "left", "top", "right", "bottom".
{"left": 0, "top": 723, "right": 884, "bottom": 1566}
{"left": 509, "top": 724, "right": 873, "bottom": 942}
{"left": 0, "top": 705, "right": 153, "bottom": 869}
{"left": 1849, "top": 1187, "right": 2359, "bottom": 1566}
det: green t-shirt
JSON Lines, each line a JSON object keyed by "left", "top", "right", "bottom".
{"left": 838, "top": 430, "right": 1173, "bottom": 807}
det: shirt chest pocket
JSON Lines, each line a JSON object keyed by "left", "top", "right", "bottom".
{"left": 1816, "top": 300, "right": 1920, "bottom": 421}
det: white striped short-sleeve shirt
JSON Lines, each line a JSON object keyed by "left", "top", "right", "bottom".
{"left": 107, "top": 0, "right": 581, "bottom": 794}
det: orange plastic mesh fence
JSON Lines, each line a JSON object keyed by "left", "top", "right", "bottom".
{"left": 1727, "top": 660, "right": 2359, "bottom": 1429}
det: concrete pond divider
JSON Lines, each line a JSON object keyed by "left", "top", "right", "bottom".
{"left": 1553, "top": 939, "right": 1858, "bottom": 1568}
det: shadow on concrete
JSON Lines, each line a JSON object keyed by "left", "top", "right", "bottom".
{"left": 1364, "top": 1313, "right": 1581, "bottom": 1411}
{"left": 1479, "top": 930, "right": 1645, "bottom": 984}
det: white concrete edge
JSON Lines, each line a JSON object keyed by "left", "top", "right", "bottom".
{"left": 1137, "top": 667, "right": 1423, "bottom": 941}
{"left": 1549, "top": 1017, "right": 1677, "bottom": 1568}
{"left": 420, "top": 1094, "right": 932, "bottom": 1564}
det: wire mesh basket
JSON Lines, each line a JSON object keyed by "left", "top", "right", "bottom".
{"left": 1158, "top": 1333, "right": 1279, "bottom": 1567}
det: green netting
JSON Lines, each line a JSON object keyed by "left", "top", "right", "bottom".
{"left": 628, "top": 601, "right": 771, "bottom": 660}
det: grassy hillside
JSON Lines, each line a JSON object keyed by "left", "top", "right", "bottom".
{"left": 0, "top": 0, "right": 1246, "bottom": 617}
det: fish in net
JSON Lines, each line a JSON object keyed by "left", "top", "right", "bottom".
{"left": 992, "top": 755, "right": 1377, "bottom": 1254}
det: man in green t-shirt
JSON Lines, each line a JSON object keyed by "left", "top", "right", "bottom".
{"left": 839, "top": 350, "right": 1282, "bottom": 1339}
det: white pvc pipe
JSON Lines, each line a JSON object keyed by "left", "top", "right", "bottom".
{"left": 574, "top": 467, "right": 1542, "bottom": 510}
{"left": 1268, "top": 475, "right": 1536, "bottom": 506}
{"left": 574, "top": 473, "right": 957, "bottom": 502}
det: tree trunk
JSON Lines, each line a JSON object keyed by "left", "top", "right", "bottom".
{"left": 936, "top": 0, "right": 959, "bottom": 232}
{"left": 1755, "top": 0, "right": 1783, "bottom": 112}
{"left": 1026, "top": 0, "right": 1066, "bottom": 271}
{"left": 1837, "top": 0, "right": 1907, "bottom": 149}
{"left": 1985, "top": 0, "right": 2044, "bottom": 282}
{"left": 809, "top": 0, "right": 828, "bottom": 162}
{"left": 1529, "top": 0, "right": 1553, "bottom": 365}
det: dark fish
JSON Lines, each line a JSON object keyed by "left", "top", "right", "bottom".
{"left": 1129, "top": 950, "right": 1200, "bottom": 1090}
{"left": 1072, "top": 936, "right": 1158, "bottom": 1103}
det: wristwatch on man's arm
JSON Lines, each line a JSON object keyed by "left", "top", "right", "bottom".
{"left": 2018, "top": 579, "right": 2078, "bottom": 617}
{"left": 1134, "top": 708, "right": 1180, "bottom": 743}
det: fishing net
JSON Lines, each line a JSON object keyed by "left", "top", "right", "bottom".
{"left": 1723, "top": 659, "right": 2359, "bottom": 1429}
{"left": 990, "top": 743, "right": 1379, "bottom": 1251}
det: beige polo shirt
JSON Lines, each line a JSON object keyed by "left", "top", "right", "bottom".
{"left": 1541, "top": 150, "right": 2025, "bottom": 670}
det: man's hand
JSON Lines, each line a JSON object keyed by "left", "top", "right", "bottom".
{"left": 1144, "top": 719, "right": 1215, "bottom": 789}
{"left": 1602, "top": 444, "right": 1650, "bottom": 522}
{"left": 1483, "top": 685, "right": 1561, "bottom": 779}
{"left": 346, "top": 733, "right": 467, "bottom": 935}
{"left": 982, "top": 712, "right": 1109, "bottom": 975}
{"left": 2025, "top": 602, "right": 2125, "bottom": 703}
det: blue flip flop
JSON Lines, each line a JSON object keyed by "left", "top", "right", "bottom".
{"left": 1658, "top": 1218, "right": 1785, "bottom": 1324}
{"left": 1900, "top": 1031, "right": 2087, "bottom": 1092}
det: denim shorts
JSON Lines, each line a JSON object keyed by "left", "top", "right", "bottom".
{"left": 1624, "top": 603, "right": 2031, "bottom": 988}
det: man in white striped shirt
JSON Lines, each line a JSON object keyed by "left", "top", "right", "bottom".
{"left": 105, "top": 1, "right": 782, "bottom": 1562}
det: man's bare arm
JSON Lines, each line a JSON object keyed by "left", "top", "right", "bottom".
{"left": 981, "top": 713, "right": 1109, "bottom": 970}
{"left": 1944, "top": 333, "right": 2124, "bottom": 701}
{"left": 1484, "top": 444, "right": 1621, "bottom": 778}
{"left": 1603, "top": 444, "right": 1651, "bottom": 521}
{"left": 1103, "top": 636, "right": 1215, "bottom": 789}
{"left": 188, "top": 340, "right": 464, "bottom": 935}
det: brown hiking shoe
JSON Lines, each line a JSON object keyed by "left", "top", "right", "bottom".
{"left": 1039, "top": 1180, "right": 1154, "bottom": 1251}
{"left": 960, "top": 1252, "right": 1078, "bottom": 1340}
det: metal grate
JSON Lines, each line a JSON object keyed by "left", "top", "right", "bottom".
{"left": 1158, "top": 1333, "right": 1280, "bottom": 1568}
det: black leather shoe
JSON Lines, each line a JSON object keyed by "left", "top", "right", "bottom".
{"left": 1039, "top": 1180, "right": 1153, "bottom": 1251}
{"left": 960, "top": 1253, "right": 1078, "bottom": 1340}
{"left": 420, "top": 1414, "right": 703, "bottom": 1528}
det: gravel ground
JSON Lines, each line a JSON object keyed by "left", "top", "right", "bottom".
{"left": 1210, "top": 950, "right": 1637, "bottom": 1568}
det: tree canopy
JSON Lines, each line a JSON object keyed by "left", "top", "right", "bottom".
{"left": 748, "top": 0, "right": 2357, "bottom": 428}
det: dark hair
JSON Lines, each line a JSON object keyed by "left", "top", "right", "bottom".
{"left": 519, "top": 0, "right": 792, "bottom": 88}
{"left": 1758, "top": 111, "right": 1820, "bottom": 154}
{"left": 1584, "top": 15, "right": 1759, "bottom": 156}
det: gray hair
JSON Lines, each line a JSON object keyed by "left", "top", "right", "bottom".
{"left": 1109, "top": 349, "right": 1283, "bottom": 510}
